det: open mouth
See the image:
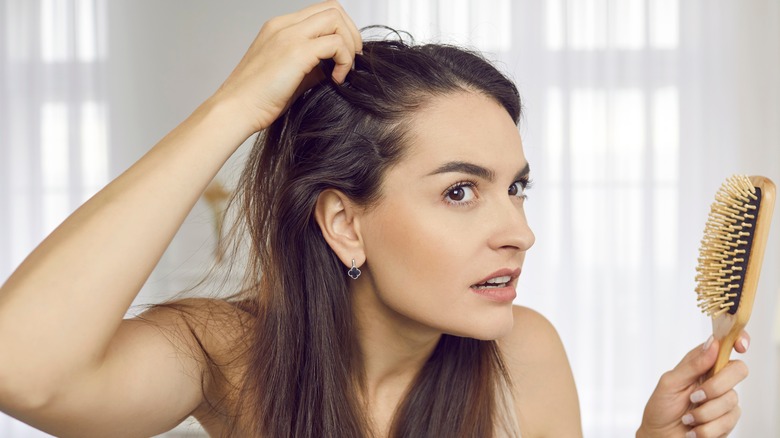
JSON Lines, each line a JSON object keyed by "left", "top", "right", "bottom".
{"left": 471, "top": 275, "right": 512, "bottom": 290}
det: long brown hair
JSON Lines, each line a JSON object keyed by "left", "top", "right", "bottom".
{"left": 150, "top": 32, "right": 523, "bottom": 438}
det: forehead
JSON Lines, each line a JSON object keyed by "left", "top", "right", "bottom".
{"left": 401, "top": 92, "right": 525, "bottom": 171}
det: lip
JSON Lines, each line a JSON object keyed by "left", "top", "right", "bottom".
{"left": 470, "top": 268, "right": 521, "bottom": 303}
{"left": 472, "top": 268, "right": 522, "bottom": 287}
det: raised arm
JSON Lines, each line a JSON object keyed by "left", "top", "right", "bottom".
{"left": 0, "top": 1, "right": 362, "bottom": 436}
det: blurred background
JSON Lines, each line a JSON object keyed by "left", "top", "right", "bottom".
{"left": 1, "top": 0, "right": 778, "bottom": 436}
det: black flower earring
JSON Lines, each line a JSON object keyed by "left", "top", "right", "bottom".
{"left": 347, "top": 259, "right": 361, "bottom": 280}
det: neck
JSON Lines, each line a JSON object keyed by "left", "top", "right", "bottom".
{"left": 351, "top": 278, "right": 442, "bottom": 416}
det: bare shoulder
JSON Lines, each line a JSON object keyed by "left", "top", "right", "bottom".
{"left": 153, "top": 297, "right": 256, "bottom": 357}
{"left": 139, "top": 297, "right": 256, "bottom": 428}
{"left": 498, "top": 305, "right": 582, "bottom": 438}
{"left": 5, "top": 297, "right": 258, "bottom": 438}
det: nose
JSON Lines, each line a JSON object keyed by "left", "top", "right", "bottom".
{"left": 487, "top": 198, "right": 535, "bottom": 252}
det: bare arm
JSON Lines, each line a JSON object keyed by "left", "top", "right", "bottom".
{"left": 0, "top": 90, "right": 246, "bottom": 404}
{"left": 0, "top": 0, "right": 362, "bottom": 434}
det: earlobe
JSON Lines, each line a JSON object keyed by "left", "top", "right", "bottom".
{"left": 314, "top": 189, "right": 365, "bottom": 269}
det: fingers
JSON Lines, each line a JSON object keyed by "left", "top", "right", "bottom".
{"left": 681, "top": 360, "right": 748, "bottom": 437}
{"left": 688, "top": 359, "right": 748, "bottom": 407}
{"left": 267, "top": 2, "right": 361, "bottom": 84}
{"left": 324, "top": 0, "right": 363, "bottom": 54}
{"left": 638, "top": 336, "right": 749, "bottom": 438}
{"left": 308, "top": 33, "right": 354, "bottom": 83}
{"left": 659, "top": 336, "right": 718, "bottom": 391}
{"left": 279, "top": 1, "right": 362, "bottom": 53}
{"left": 684, "top": 404, "right": 741, "bottom": 438}
{"left": 733, "top": 330, "right": 750, "bottom": 354}
{"left": 294, "top": 8, "right": 358, "bottom": 82}
{"left": 684, "top": 389, "right": 739, "bottom": 426}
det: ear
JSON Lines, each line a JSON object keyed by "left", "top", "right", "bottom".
{"left": 314, "top": 189, "right": 365, "bottom": 269}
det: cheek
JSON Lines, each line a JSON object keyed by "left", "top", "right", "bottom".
{"left": 361, "top": 199, "right": 491, "bottom": 333}
{"left": 360, "top": 193, "right": 517, "bottom": 339}
{"left": 365, "top": 202, "right": 465, "bottom": 289}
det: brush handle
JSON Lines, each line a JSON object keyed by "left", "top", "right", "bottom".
{"left": 708, "top": 315, "right": 742, "bottom": 378}
{"left": 713, "top": 335, "right": 738, "bottom": 375}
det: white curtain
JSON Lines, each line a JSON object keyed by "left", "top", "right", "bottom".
{"left": 343, "top": 0, "right": 780, "bottom": 437}
{"left": 0, "top": 0, "right": 108, "bottom": 435}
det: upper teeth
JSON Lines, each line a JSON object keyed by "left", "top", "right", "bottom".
{"left": 485, "top": 276, "right": 511, "bottom": 284}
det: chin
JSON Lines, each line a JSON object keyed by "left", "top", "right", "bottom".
{"left": 446, "top": 305, "right": 516, "bottom": 341}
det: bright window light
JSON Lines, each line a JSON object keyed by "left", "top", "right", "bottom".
{"left": 76, "top": 0, "right": 97, "bottom": 61}
{"left": 388, "top": 0, "right": 511, "bottom": 51}
{"left": 545, "top": 87, "right": 564, "bottom": 183}
{"left": 41, "top": 0, "right": 71, "bottom": 62}
{"left": 653, "top": 187, "right": 678, "bottom": 269}
{"left": 612, "top": 0, "right": 645, "bottom": 50}
{"left": 545, "top": 0, "right": 564, "bottom": 50}
{"left": 610, "top": 89, "right": 645, "bottom": 183}
{"left": 387, "top": 0, "right": 435, "bottom": 42}
{"left": 650, "top": 0, "right": 679, "bottom": 49}
{"left": 470, "top": 0, "right": 511, "bottom": 52}
{"left": 653, "top": 88, "right": 679, "bottom": 183}
{"left": 41, "top": 102, "right": 70, "bottom": 233}
{"left": 41, "top": 102, "right": 69, "bottom": 191}
{"left": 613, "top": 187, "right": 642, "bottom": 269}
{"left": 81, "top": 101, "right": 109, "bottom": 200}
{"left": 570, "top": 89, "right": 607, "bottom": 183}
{"left": 569, "top": 0, "right": 607, "bottom": 50}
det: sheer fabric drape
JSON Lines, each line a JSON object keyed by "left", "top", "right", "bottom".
{"left": 343, "top": 1, "right": 780, "bottom": 436}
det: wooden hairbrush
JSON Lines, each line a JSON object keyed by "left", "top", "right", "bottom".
{"left": 695, "top": 175, "right": 775, "bottom": 376}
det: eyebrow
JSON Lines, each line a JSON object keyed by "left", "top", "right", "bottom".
{"left": 426, "top": 161, "right": 531, "bottom": 182}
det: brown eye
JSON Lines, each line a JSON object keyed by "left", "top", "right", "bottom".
{"left": 450, "top": 187, "right": 465, "bottom": 201}
{"left": 444, "top": 183, "right": 476, "bottom": 204}
{"left": 509, "top": 181, "right": 526, "bottom": 198}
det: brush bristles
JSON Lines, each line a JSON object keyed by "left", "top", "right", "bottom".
{"left": 696, "top": 175, "right": 760, "bottom": 317}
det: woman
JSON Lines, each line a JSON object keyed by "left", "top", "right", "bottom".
{"left": 0, "top": 1, "right": 749, "bottom": 437}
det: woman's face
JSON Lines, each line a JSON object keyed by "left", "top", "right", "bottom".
{"left": 357, "top": 91, "right": 534, "bottom": 341}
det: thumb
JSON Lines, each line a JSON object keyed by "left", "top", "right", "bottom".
{"left": 666, "top": 336, "right": 718, "bottom": 389}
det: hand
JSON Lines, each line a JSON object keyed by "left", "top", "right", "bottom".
{"left": 637, "top": 331, "right": 750, "bottom": 438}
{"left": 211, "top": 0, "right": 363, "bottom": 135}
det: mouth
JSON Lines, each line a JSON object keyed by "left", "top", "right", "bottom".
{"left": 470, "top": 268, "right": 521, "bottom": 290}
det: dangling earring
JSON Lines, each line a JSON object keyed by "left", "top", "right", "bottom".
{"left": 347, "top": 259, "right": 361, "bottom": 280}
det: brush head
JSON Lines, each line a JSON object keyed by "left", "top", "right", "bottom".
{"left": 695, "top": 175, "right": 762, "bottom": 317}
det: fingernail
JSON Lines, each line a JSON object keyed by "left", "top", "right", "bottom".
{"left": 681, "top": 413, "right": 694, "bottom": 425}
{"left": 690, "top": 389, "right": 706, "bottom": 404}
{"left": 686, "top": 431, "right": 697, "bottom": 438}
{"left": 740, "top": 338, "right": 749, "bottom": 351}
{"left": 702, "top": 335, "right": 714, "bottom": 351}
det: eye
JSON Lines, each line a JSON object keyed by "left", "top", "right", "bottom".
{"left": 509, "top": 178, "right": 533, "bottom": 199}
{"left": 444, "top": 181, "right": 477, "bottom": 205}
